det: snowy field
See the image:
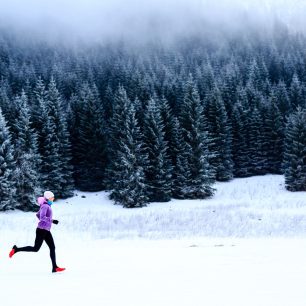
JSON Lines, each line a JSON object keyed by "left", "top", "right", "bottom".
{"left": 1, "top": 175, "right": 306, "bottom": 306}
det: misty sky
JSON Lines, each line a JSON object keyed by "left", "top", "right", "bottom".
{"left": 0, "top": 0, "right": 305, "bottom": 44}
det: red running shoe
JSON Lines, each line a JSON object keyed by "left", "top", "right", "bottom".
{"left": 9, "top": 245, "right": 17, "bottom": 258}
{"left": 53, "top": 267, "right": 66, "bottom": 273}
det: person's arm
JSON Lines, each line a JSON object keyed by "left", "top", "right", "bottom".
{"left": 39, "top": 205, "right": 52, "bottom": 223}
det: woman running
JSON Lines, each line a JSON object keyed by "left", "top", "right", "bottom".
{"left": 9, "top": 191, "right": 66, "bottom": 273}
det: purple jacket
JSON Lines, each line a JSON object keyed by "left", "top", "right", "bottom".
{"left": 36, "top": 197, "right": 53, "bottom": 231}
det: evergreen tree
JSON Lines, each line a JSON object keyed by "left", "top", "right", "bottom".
{"left": 247, "top": 58, "right": 271, "bottom": 95}
{"left": 37, "top": 88, "right": 63, "bottom": 197}
{"left": 158, "top": 96, "right": 173, "bottom": 147}
{"left": 143, "top": 97, "right": 172, "bottom": 202}
{"left": 134, "top": 96, "right": 146, "bottom": 131}
{"left": 158, "top": 96, "right": 176, "bottom": 191}
{"left": 102, "top": 84, "right": 114, "bottom": 124}
{"left": 108, "top": 87, "right": 148, "bottom": 207}
{"left": 170, "top": 116, "right": 192, "bottom": 198}
{"left": 247, "top": 107, "right": 267, "bottom": 175}
{"left": 72, "top": 83, "right": 107, "bottom": 191}
{"left": 262, "top": 100, "right": 284, "bottom": 174}
{"left": 13, "top": 91, "right": 41, "bottom": 211}
{"left": 180, "top": 76, "right": 215, "bottom": 199}
{"left": 221, "top": 61, "right": 240, "bottom": 116}
{"left": 106, "top": 86, "right": 129, "bottom": 190}
{"left": 231, "top": 102, "right": 250, "bottom": 177}
{"left": 31, "top": 77, "right": 48, "bottom": 131}
{"left": 201, "top": 61, "right": 216, "bottom": 93}
{"left": 46, "top": 78, "right": 74, "bottom": 197}
{"left": 245, "top": 82, "right": 262, "bottom": 110}
{"left": 34, "top": 78, "right": 69, "bottom": 198}
{"left": 203, "top": 87, "right": 233, "bottom": 181}
{"left": 272, "top": 81, "right": 291, "bottom": 117}
{"left": 0, "top": 108, "right": 16, "bottom": 211}
{"left": 289, "top": 74, "right": 305, "bottom": 110}
{"left": 283, "top": 107, "right": 306, "bottom": 191}
{"left": 0, "top": 82, "right": 18, "bottom": 133}
{"left": 247, "top": 59, "right": 264, "bottom": 91}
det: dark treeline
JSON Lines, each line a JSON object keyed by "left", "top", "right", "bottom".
{"left": 0, "top": 23, "right": 306, "bottom": 210}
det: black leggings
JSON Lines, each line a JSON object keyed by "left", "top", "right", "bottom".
{"left": 16, "top": 228, "right": 57, "bottom": 271}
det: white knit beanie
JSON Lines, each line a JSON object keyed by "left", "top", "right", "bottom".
{"left": 44, "top": 191, "right": 55, "bottom": 199}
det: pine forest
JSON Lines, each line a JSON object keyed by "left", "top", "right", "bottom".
{"left": 0, "top": 22, "right": 306, "bottom": 210}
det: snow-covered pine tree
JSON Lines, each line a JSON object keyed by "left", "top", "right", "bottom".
{"left": 247, "top": 59, "right": 262, "bottom": 92}
{"left": 283, "top": 107, "right": 306, "bottom": 191}
{"left": 203, "top": 87, "right": 233, "bottom": 181}
{"left": 261, "top": 100, "right": 284, "bottom": 174}
{"left": 271, "top": 81, "right": 291, "bottom": 117}
{"left": 247, "top": 107, "right": 267, "bottom": 175}
{"left": 67, "top": 93, "right": 82, "bottom": 187}
{"left": 158, "top": 96, "right": 176, "bottom": 191}
{"left": 102, "top": 85, "right": 114, "bottom": 124}
{"left": 46, "top": 78, "right": 74, "bottom": 198}
{"left": 105, "top": 86, "right": 129, "bottom": 190}
{"left": 160, "top": 68, "right": 178, "bottom": 110}
{"left": 71, "top": 83, "right": 107, "bottom": 191}
{"left": 0, "top": 108, "right": 16, "bottom": 211}
{"left": 143, "top": 97, "right": 172, "bottom": 202}
{"left": 247, "top": 58, "right": 270, "bottom": 94}
{"left": 92, "top": 84, "right": 108, "bottom": 187}
{"left": 13, "top": 91, "right": 41, "bottom": 211}
{"left": 289, "top": 74, "right": 305, "bottom": 110}
{"left": 134, "top": 96, "right": 146, "bottom": 131}
{"left": 245, "top": 80, "right": 262, "bottom": 111}
{"left": 221, "top": 60, "right": 240, "bottom": 116}
{"left": 200, "top": 61, "right": 216, "bottom": 93}
{"left": 34, "top": 78, "right": 63, "bottom": 197}
{"left": 170, "top": 116, "right": 192, "bottom": 198}
{"left": 179, "top": 75, "right": 215, "bottom": 199}
{"left": 32, "top": 77, "right": 48, "bottom": 132}
{"left": 231, "top": 102, "right": 250, "bottom": 177}
{"left": 159, "top": 96, "right": 174, "bottom": 150}
{"left": 108, "top": 87, "right": 148, "bottom": 207}
{"left": 0, "top": 81, "right": 17, "bottom": 128}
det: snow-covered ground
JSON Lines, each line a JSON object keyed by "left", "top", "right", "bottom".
{"left": 1, "top": 175, "right": 306, "bottom": 306}
{"left": 2, "top": 238, "right": 306, "bottom": 306}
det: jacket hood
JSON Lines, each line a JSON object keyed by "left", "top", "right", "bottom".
{"left": 37, "top": 197, "right": 47, "bottom": 206}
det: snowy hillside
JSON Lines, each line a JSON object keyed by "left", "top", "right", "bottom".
{"left": 61, "top": 174, "right": 306, "bottom": 239}
{"left": 2, "top": 175, "right": 306, "bottom": 245}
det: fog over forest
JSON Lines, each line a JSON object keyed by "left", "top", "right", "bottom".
{"left": 0, "top": 0, "right": 305, "bottom": 45}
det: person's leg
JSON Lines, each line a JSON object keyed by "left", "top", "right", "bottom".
{"left": 44, "top": 231, "right": 57, "bottom": 272}
{"left": 16, "top": 228, "right": 45, "bottom": 252}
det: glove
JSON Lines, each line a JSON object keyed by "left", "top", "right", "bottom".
{"left": 52, "top": 220, "right": 59, "bottom": 225}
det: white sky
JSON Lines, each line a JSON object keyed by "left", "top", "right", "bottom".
{"left": 0, "top": 0, "right": 305, "bottom": 43}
